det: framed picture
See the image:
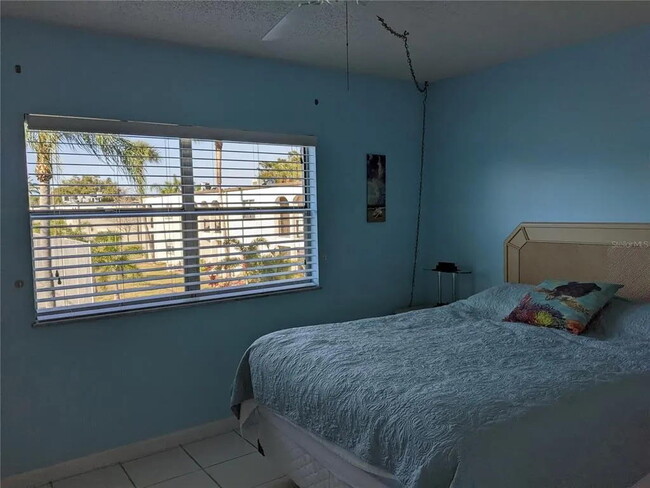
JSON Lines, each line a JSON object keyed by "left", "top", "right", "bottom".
{"left": 367, "top": 153, "right": 386, "bottom": 222}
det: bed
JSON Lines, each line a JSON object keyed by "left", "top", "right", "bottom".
{"left": 231, "top": 222, "right": 650, "bottom": 488}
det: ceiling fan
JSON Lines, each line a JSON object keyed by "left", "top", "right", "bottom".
{"left": 262, "top": 0, "right": 367, "bottom": 41}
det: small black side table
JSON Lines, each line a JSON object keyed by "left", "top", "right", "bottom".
{"left": 426, "top": 268, "right": 472, "bottom": 306}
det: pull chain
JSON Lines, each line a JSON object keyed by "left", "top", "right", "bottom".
{"left": 377, "top": 16, "right": 429, "bottom": 308}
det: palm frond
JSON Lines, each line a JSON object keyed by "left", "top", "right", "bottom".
{"left": 60, "top": 132, "right": 160, "bottom": 187}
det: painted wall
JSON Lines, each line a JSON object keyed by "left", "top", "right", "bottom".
{"left": 0, "top": 19, "right": 422, "bottom": 476}
{"left": 415, "top": 26, "right": 650, "bottom": 304}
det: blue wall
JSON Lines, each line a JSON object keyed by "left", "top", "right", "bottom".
{"left": 0, "top": 20, "right": 422, "bottom": 476}
{"left": 415, "top": 26, "right": 650, "bottom": 304}
{"left": 3, "top": 18, "right": 649, "bottom": 478}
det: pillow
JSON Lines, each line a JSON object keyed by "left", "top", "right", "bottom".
{"left": 585, "top": 298, "right": 650, "bottom": 341}
{"left": 463, "top": 283, "right": 535, "bottom": 318}
{"left": 503, "top": 280, "right": 623, "bottom": 334}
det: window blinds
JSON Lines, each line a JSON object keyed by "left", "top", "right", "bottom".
{"left": 25, "top": 115, "right": 319, "bottom": 322}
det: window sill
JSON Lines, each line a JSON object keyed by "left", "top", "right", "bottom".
{"left": 32, "top": 285, "right": 321, "bottom": 327}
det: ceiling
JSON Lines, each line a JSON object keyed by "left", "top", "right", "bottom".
{"left": 3, "top": 1, "right": 650, "bottom": 81}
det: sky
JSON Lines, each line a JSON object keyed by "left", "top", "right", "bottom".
{"left": 25, "top": 132, "right": 303, "bottom": 197}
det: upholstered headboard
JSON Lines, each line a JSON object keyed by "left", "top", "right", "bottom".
{"left": 505, "top": 222, "right": 650, "bottom": 301}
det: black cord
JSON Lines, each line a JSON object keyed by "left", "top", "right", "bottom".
{"left": 346, "top": 2, "right": 350, "bottom": 91}
{"left": 377, "top": 15, "right": 429, "bottom": 308}
{"left": 377, "top": 16, "right": 429, "bottom": 94}
{"left": 409, "top": 89, "right": 427, "bottom": 307}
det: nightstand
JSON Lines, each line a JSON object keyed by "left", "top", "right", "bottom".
{"left": 426, "top": 264, "right": 472, "bottom": 306}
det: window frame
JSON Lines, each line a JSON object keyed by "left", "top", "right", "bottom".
{"left": 25, "top": 115, "right": 320, "bottom": 324}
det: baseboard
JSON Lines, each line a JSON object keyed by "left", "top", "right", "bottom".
{"left": 1, "top": 416, "right": 238, "bottom": 488}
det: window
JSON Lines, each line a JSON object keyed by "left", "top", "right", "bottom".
{"left": 26, "top": 115, "right": 319, "bottom": 322}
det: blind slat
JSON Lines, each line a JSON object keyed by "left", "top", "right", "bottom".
{"left": 30, "top": 207, "right": 313, "bottom": 220}
{"left": 37, "top": 280, "right": 317, "bottom": 321}
{"left": 32, "top": 214, "right": 311, "bottom": 229}
{"left": 36, "top": 269, "right": 315, "bottom": 303}
{"left": 35, "top": 253, "right": 311, "bottom": 282}
{"left": 33, "top": 245, "right": 316, "bottom": 273}
{"left": 37, "top": 260, "right": 310, "bottom": 293}
{"left": 33, "top": 237, "right": 313, "bottom": 262}
{"left": 32, "top": 227, "right": 307, "bottom": 250}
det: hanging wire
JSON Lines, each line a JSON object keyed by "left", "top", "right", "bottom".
{"left": 346, "top": 1, "right": 350, "bottom": 90}
{"left": 377, "top": 16, "right": 429, "bottom": 94}
{"left": 377, "top": 15, "right": 429, "bottom": 308}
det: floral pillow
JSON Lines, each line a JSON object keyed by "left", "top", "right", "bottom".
{"left": 503, "top": 280, "right": 623, "bottom": 334}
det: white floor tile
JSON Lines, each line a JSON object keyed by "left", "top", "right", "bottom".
{"left": 240, "top": 427, "right": 258, "bottom": 448}
{"left": 122, "top": 447, "right": 200, "bottom": 487}
{"left": 205, "top": 453, "right": 284, "bottom": 488}
{"left": 238, "top": 421, "right": 260, "bottom": 447}
{"left": 183, "top": 432, "right": 256, "bottom": 468}
{"left": 148, "top": 471, "right": 218, "bottom": 488}
{"left": 53, "top": 465, "right": 133, "bottom": 488}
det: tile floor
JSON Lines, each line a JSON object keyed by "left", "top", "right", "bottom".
{"left": 38, "top": 429, "right": 296, "bottom": 488}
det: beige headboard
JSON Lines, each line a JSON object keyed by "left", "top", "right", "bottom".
{"left": 505, "top": 222, "right": 650, "bottom": 301}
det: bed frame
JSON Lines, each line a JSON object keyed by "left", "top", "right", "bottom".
{"left": 505, "top": 222, "right": 650, "bottom": 301}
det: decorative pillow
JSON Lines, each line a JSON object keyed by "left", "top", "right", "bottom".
{"left": 503, "top": 280, "right": 623, "bottom": 334}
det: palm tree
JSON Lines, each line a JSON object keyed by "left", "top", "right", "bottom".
{"left": 28, "top": 131, "right": 160, "bottom": 200}
{"left": 123, "top": 141, "right": 160, "bottom": 196}
{"left": 26, "top": 130, "right": 160, "bottom": 306}
{"left": 256, "top": 150, "right": 303, "bottom": 186}
{"left": 152, "top": 176, "right": 182, "bottom": 195}
{"left": 123, "top": 141, "right": 161, "bottom": 259}
{"left": 91, "top": 233, "right": 143, "bottom": 300}
{"left": 203, "top": 237, "right": 301, "bottom": 287}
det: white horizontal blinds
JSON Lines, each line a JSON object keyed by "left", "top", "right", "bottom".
{"left": 26, "top": 116, "right": 318, "bottom": 322}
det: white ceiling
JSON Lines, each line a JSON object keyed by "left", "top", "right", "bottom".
{"left": 3, "top": 1, "right": 650, "bottom": 81}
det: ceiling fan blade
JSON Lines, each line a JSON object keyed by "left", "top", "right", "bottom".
{"left": 262, "top": 1, "right": 363, "bottom": 42}
{"left": 262, "top": 5, "right": 306, "bottom": 41}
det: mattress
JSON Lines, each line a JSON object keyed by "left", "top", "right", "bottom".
{"left": 232, "top": 285, "right": 650, "bottom": 487}
{"left": 240, "top": 400, "right": 401, "bottom": 488}
{"left": 243, "top": 401, "right": 650, "bottom": 488}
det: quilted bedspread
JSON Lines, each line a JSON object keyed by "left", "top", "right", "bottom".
{"left": 231, "top": 285, "right": 650, "bottom": 488}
